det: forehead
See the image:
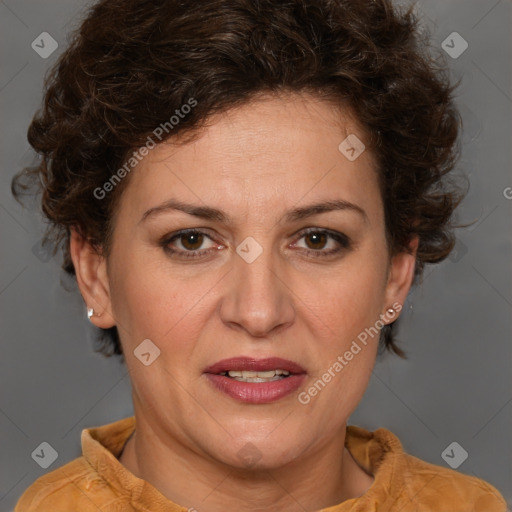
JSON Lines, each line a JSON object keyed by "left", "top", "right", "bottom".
{"left": 116, "top": 93, "right": 381, "bottom": 225}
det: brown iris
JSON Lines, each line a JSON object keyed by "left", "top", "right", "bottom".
{"left": 304, "top": 232, "right": 327, "bottom": 250}
{"left": 179, "top": 232, "right": 205, "bottom": 251}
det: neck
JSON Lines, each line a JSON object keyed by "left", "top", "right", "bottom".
{"left": 119, "top": 415, "right": 374, "bottom": 512}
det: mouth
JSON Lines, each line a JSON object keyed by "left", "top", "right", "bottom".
{"left": 203, "top": 357, "right": 307, "bottom": 403}
{"left": 204, "top": 356, "right": 306, "bottom": 377}
{"left": 218, "top": 369, "right": 291, "bottom": 383}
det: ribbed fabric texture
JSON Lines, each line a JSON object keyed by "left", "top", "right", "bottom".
{"left": 15, "top": 416, "right": 507, "bottom": 511}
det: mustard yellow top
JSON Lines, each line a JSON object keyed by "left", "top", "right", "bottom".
{"left": 15, "top": 416, "right": 506, "bottom": 511}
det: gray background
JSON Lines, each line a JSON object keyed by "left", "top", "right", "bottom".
{"left": 1, "top": 0, "right": 511, "bottom": 510}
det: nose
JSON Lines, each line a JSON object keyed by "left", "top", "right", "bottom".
{"left": 219, "top": 238, "right": 296, "bottom": 339}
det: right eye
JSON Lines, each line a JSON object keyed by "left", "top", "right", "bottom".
{"left": 160, "top": 229, "right": 223, "bottom": 259}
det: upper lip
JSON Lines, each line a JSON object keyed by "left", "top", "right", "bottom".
{"left": 204, "top": 357, "right": 306, "bottom": 375}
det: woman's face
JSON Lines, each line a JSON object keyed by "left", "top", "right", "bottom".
{"left": 80, "top": 93, "right": 415, "bottom": 469}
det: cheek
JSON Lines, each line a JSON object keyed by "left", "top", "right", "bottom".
{"left": 296, "top": 257, "right": 388, "bottom": 340}
{"left": 298, "top": 272, "right": 383, "bottom": 418}
{"left": 108, "top": 248, "right": 219, "bottom": 362}
{"left": 107, "top": 250, "right": 178, "bottom": 343}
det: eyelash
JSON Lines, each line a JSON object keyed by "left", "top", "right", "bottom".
{"left": 160, "top": 228, "right": 351, "bottom": 260}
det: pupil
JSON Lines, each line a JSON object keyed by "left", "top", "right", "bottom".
{"left": 182, "top": 232, "right": 203, "bottom": 250}
{"left": 306, "top": 232, "right": 326, "bottom": 250}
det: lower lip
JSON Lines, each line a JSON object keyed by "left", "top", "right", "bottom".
{"left": 205, "top": 374, "right": 306, "bottom": 404}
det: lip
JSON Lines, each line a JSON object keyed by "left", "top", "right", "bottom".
{"left": 203, "top": 357, "right": 307, "bottom": 404}
{"left": 203, "top": 357, "right": 306, "bottom": 375}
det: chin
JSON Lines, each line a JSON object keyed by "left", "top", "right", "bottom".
{"left": 213, "top": 434, "right": 309, "bottom": 471}
{"left": 221, "top": 448, "right": 299, "bottom": 472}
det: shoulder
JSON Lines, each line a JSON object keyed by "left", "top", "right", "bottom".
{"left": 347, "top": 426, "right": 507, "bottom": 511}
{"left": 14, "top": 456, "right": 122, "bottom": 512}
{"left": 394, "top": 444, "right": 507, "bottom": 511}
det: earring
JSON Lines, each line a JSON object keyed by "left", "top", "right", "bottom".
{"left": 87, "top": 307, "right": 94, "bottom": 319}
{"left": 386, "top": 307, "right": 396, "bottom": 317}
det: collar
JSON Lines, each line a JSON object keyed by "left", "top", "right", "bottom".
{"left": 81, "top": 416, "right": 405, "bottom": 511}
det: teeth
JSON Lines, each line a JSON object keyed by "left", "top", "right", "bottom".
{"left": 220, "top": 369, "right": 291, "bottom": 381}
{"left": 254, "top": 371, "right": 277, "bottom": 378}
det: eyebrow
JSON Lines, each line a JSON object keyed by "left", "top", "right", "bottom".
{"left": 139, "top": 198, "right": 368, "bottom": 225}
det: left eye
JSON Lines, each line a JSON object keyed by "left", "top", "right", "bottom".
{"left": 294, "top": 229, "right": 346, "bottom": 252}
{"left": 290, "top": 228, "right": 351, "bottom": 258}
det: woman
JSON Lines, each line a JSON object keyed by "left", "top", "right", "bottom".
{"left": 12, "top": 0, "right": 507, "bottom": 510}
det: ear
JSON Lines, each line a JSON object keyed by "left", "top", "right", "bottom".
{"left": 383, "top": 236, "right": 419, "bottom": 321}
{"left": 70, "top": 227, "right": 116, "bottom": 329}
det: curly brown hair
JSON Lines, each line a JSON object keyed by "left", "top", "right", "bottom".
{"left": 11, "top": 0, "right": 463, "bottom": 359}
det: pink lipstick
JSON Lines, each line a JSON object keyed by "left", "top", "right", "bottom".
{"left": 203, "top": 357, "right": 306, "bottom": 404}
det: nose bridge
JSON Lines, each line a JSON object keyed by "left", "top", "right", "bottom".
{"left": 238, "top": 237, "right": 277, "bottom": 290}
{"left": 235, "top": 233, "right": 282, "bottom": 305}
{"left": 221, "top": 234, "right": 294, "bottom": 336}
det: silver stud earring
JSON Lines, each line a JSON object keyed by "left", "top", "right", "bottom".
{"left": 87, "top": 307, "right": 94, "bottom": 320}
